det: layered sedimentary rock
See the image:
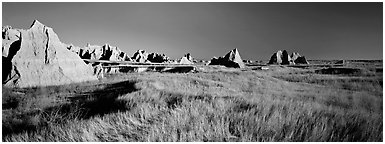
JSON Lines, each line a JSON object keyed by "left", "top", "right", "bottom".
{"left": 268, "top": 50, "right": 309, "bottom": 65}
{"left": 147, "top": 52, "right": 170, "bottom": 63}
{"left": 67, "top": 43, "right": 131, "bottom": 61}
{"left": 208, "top": 48, "right": 245, "bottom": 68}
{"left": 268, "top": 50, "right": 281, "bottom": 65}
{"left": 2, "top": 20, "right": 97, "bottom": 87}
{"left": 131, "top": 50, "right": 171, "bottom": 63}
{"left": 268, "top": 50, "right": 294, "bottom": 65}
{"left": 131, "top": 50, "right": 148, "bottom": 63}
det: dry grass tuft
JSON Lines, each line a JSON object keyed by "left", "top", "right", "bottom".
{"left": 2, "top": 65, "right": 383, "bottom": 142}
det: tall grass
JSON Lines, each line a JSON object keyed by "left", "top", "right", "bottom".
{"left": 2, "top": 66, "right": 383, "bottom": 142}
{"left": 271, "top": 67, "right": 383, "bottom": 95}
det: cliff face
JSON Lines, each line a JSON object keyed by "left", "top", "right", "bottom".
{"left": 2, "top": 20, "right": 97, "bottom": 88}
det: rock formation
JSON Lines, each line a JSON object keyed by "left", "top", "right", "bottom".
{"left": 290, "top": 52, "right": 301, "bottom": 62}
{"left": 281, "top": 50, "right": 293, "bottom": 65}
{"left": 2, "top": 20, "right": 97, "bottom": 87}
{"left": 268, "top": 50, "right": 309, "bottom": 65}
{"left": 93, "top": 63, "right": 104, "bottom": 79}
{"left": 293, "top": 56, "right": 309, "bottom": 64}
{"left": 2, "top": 26, "right": 20, "bottom": 58}
{"left": 178, "top": 53, "right": 194, "bottom": 64}
{"left": 131, "top": 50, "right": 148, "bottom": 63}
{"left": 184, "top": 53, "right": 193, "bottom": 61}
{"left": 291, "top": 52, "right": 309, "bottom": 64}
{"left": 176, "top": 53, "right": 194, "bottom": 64}
{"left": 208, "top": 48, "right": 245, "bottom": 68}
{"left": 268, "top": 50, "right": 282, "bottom": 65}
{"left": 179, "top": 57, "right": 193, "bottom": 64}
{"left": 130, "top": 50, "right": 171, "bottom": 63}
{"left": 268, "top": 50, "right": 294, "bottom": 65}
{"left": 68, "top": 43, "right": 131, "bottom": 61}
{"left": 147, "top": 52, "right": 170, "bottom": 63}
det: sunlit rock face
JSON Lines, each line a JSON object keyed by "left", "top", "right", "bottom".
{"left": 268, "top": 50, "right": 293, "bottom": 65}
{"left": 209, "top": 48, "right": 245, "bottom": 68}
{"left": 68, "top": 43, "right": 132, "bottom": 61}
{"left": 178, "top": 53, "right": 194, "bottom": 65}
{"left": 2, "top": 20, "right": 97, "bottom": 87}
{"left": 268, "top": 50, "right": 309, "bottom": 65}
{"left": 131, "top": 50, "right": 148, "bottom": 63}
{"left": 130, "top": 50, "right": 171, "bottom": 63}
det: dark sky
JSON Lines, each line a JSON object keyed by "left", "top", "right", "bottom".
{"left": 2, "top": 2, "right": 383, "bottom": 60}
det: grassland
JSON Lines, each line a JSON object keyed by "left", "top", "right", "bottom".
{"left": 2, "top": 63, "right": 383, "bottom": 142}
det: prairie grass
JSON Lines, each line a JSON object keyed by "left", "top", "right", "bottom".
{"left": 2, "top": 66, "right": 383, "bottom": 142}
{"left": 271, "top": 67, "right": 383, "bottom": 95}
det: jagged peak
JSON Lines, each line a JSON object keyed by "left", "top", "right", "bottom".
{"left": 30, "top": 20, "right": 45, "bottom": 28}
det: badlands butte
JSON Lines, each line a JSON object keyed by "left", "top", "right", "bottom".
{"left": 3, "top": 20, "right": 310, "bottom": 88}
{"left": 2, "top": 20, "right": 383, "bottom": 142}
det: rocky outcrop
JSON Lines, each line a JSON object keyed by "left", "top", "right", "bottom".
{"left": 2, "top": 26, "right": 21, "bottom": 58}
{"left": 291, "top": 52, "right": 309, "bottom": 64}
{"left": 131, "top": 50, "right": 148, "bottom": 63}
{"left": 68, "top": 43, "right": 131, "bottom": 61}
{"left": 268, "top": 50, "right": 294, "bottom": 65}
{"left": 184, "top": 53, "right": 193, "bottom": 61}
{"left": 147, "top": 52, "right": 170, "bottom": 63}
{"left": 2, "top": 26, "right": 21, "bottom": 84}
{"left": 281, "top": 50, "right": 292, "bottom": 65}
{"left": 93, "top": 63, "right": 104, "bottom": 79}
{"left": 179, "top": 57, "right": 193, "bottom": 64}
{"left": 293, "top": 56, "right": 309, "bottom": 64}
{"left": 131, "top": 50, "right": 171, "bottom": 63}
{"left": 290, "top": 52, "right": 301, "bottom": 62}
{"left": 177, "top": 53, "right": 194, "bottom": 64}
{"left": 268, "top": 50, "right": 281, "bottom": 65}
{"left": 2, "top": 20, "right": 97, "bottom": 87}
{"left": 268, "top": 50, "right": 309, "bottom": 65}
{"left": 208, "top": 48, "right": 245, "bottom": 68}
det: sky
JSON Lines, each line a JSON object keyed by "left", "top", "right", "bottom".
{"left": 2, "top": 2, "right": 383, "bottom": 60}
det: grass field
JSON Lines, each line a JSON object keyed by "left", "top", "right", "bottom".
{"left": 2, "top": 63, "right": 383, "bottom": 142}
